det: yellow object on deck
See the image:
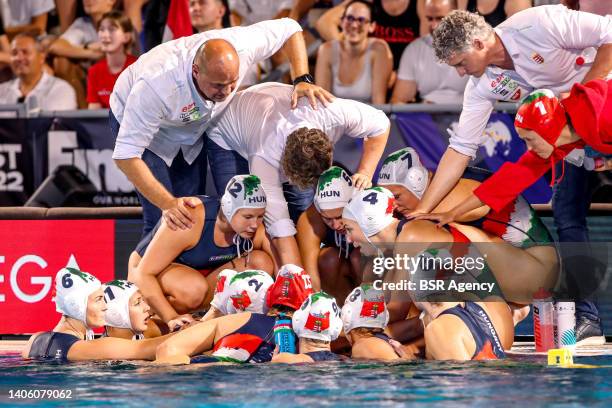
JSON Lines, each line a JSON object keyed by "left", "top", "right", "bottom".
{"left": 548, "top": 348, "right": 574, "bottom": 367}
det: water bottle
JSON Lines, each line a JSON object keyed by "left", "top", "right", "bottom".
{"left": 533, "top": 288, "right": 555, "bottom": 352}
{"left": 273, "top": 313, "right": 296, "bottom": 354}
{"left": 555, "top": 301, "right": 576, "bottom": 351}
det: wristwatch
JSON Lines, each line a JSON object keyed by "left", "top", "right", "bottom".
{"left": 292, "top": 74, "right": 314, "bottom": 86}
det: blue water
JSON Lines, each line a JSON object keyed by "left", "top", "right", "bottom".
{"left": 0, "top": 355, "right": 611, "bottom": 407}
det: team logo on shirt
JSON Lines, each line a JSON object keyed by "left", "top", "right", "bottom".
{"left": 180, "top": 102, "right": 201, "bottom": 122}
{"left": 530, "top": 52, "right": 544, "bottom": 64}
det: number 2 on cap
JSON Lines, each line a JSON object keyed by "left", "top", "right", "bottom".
{"left": 228, "top": 181, "right": 242, "bottom": 198}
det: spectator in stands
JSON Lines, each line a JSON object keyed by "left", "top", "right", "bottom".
{"left": 0, "top": 23, "right": 9, "bottom": 67}
{"left": 459, "top": 0, "right": 531, "bottom": 28}
{"left": 229, "top": 0, "right": 293, "bottom": 26}
{"left": 49, "top": 0, "right": 115, "bottom": 108}
{"left": 316, "top": 0, "right": 427, "bottom": 71}
{"left": 0, "top": 0, "right": 55, "bottom": 39}
{"left": 391, "top": 0, "right": 467, "bottom": 104}
{"left": 87, "top": 10, "right": 136, "bottom": 109}
{"left": 315, "top": 0, "right": 392, "bottom": 104}
{"left": 190, "top": 0, "right": 228, "bottom": 32}
{"left": 0, "top": 33, "right": 77, "bottom": 109}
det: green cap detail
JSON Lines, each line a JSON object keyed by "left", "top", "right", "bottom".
{"left": 370, "top": 186, "right": 385, "bottom": 193}
{"left": 230, "top": 270, "right": 263, "bottom": 284}
{"left": 521, "top": 89, "right": 555, "bottom": 106}
{"left": 242, "top": 175, "right": 261, "bottom": 199}
{"left": 106, "top": 280, "right": 129, "bottom": 289}
{"left": 65, "top": 267, "right": 94, "bottom": 283}
{"left": 317, "top": 166, "right": 344, "bottom": 191}
{"left": 382, "top": 148, "right": 409, "bottom": 166}
{"left": 311, "top": 291, "right": 334, "bottom": 303}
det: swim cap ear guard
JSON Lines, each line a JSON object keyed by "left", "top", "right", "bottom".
{"left": 210, "top": 269, "right": 239, "bottom": 315}
{"left": 292, "top": 291, "right": 343, "bottom": 342}
{"left": 378, "top": 147, "right": 429, "bottom": 199}
{"left": 224, "top": 270, "right": 274, "bottom": 314}
{"left": 266, "top": 264, "right": 314, "bottom": 310}
{"left": 343, "top": 187, "right": 396, "bottom": 238}
{"left": 341, "top": 284, "right": 389, "bottom": 335}
{"left": 515, "top": 89, "right": 567, "bottom": 145}
{"left": 54, "top": 267, "right": 101, "bottom": 340}
{"left": 103, "top": 280, "right": 142, "bottom": 339}
{"left": 221, "top": 174, "right": 267, "bottom": 223}
{"left": 314, "top": 166, "right": 355, "bottom": 212}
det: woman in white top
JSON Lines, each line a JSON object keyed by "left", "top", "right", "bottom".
{"left": 315, "top": 0, "right": 392, "bottom": 104}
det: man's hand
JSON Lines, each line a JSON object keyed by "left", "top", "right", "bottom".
{"left": 291, "top": 82, "right": 334, "bottom": 109}
{"left": 161, "top": 197, "right": 198, "bottom": 231}
{"left": 167, "top": 313, "right": 196, "bottom": 332}
{"left": 351, "top": 172, "right": 372, "bottom": 190}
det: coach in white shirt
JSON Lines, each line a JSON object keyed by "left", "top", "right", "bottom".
{"left": 0, "top": 33, "right": 76, "bottom": 110}
{"left": 410, "top": 6, "right": 612, "bottom": 215}
{"left": 207, "top": 82, "right": 389, "bottom": 264}
{"left": 110, "top": 18, "right": 333, "bottom": 236}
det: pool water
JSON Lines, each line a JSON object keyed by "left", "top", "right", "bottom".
{"left": 1, "top": 355, "right": 611, "bottom": 407}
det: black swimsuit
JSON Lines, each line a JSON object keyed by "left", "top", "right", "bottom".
{"left": 304, "top": 351, "right": 344, "bottom": 362}
{"left": 28, "top": 332, "right": 80, "bottom": 363}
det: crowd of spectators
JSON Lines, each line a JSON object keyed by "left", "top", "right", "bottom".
{"left": 0, "top": 0, "right": 607, "bottom": 111}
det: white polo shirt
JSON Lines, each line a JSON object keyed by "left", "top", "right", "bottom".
{"left": 0, "top": 72, "right": 77, "bottom": 110}
{"left": 207, "top": 82, "right": 390, "bottom": 238}
{"left": 452, "top": 5, "right": 612, "bottom": 157}
{"left": 110, "top": 18, "right": 302, "bottom": 166}
{"left": 397, "top": 35, "right": 468, "bottom": 104}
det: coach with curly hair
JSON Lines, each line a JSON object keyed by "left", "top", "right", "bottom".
{"left": 206, "top": 82, "right": 390, "bottom": 265}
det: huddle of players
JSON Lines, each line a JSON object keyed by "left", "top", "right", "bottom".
{"left": 27, "top": 132, "right": 555, "bottom": 363}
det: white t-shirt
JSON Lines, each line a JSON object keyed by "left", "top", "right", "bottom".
{"left": 0, "top": 72, "right": 77, "bottom": 110}
{"left": 229, "top": 0, "right": 293, "bottom": 25}
{"left": 110, "top": 18, "right": 302, "bottom": 166}
{"left": 453, "top": 5, "right": 612, "bottom": 157}
{"left": 0, "top": 0, "right": 54, "bottom": 29}
{"left": 207, "top": 82, "right": 390, "bottom": 238}
{"left": 397, "top": 35, "right": 468, "bottom": 104}
{"left": 60, "top": 17, "right": 98, "bottom": 47}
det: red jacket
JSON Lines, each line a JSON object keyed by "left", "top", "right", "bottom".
{"left": 474, "top": 79, "right": 612, "bottom": 212}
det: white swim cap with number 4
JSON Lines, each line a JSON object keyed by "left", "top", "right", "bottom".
{"left": 378, "top": 147, "right": 429, "bottom": 199}
{"left": 221, "top": 175, "right": 267, "bottom": 222}
{"left": 343, "top": 187, "right": 396, "bottom": 237}
{"left": 292, "top": 291, "right": 343, "bottom": 342}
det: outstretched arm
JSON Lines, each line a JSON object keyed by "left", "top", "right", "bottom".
{"left": 67, "top": 334, "right": 173, "bottom": 361}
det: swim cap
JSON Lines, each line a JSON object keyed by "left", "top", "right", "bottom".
{"left": 378, "top": 147, "right": 429, "bottom": 199}
{"left": 292, "top": 291, "right": 342, "bottom": 342}
{"left": 210, "top": 269, "right": 238, "bottom": 315}
{"left": 103, "top": 280, "right": 140, "bottom": 336}
{"left": 266, "top": 264, "right": 313, "bottom": 310}
{"left": 225, "top": 270, "right": 274, "bottom": 314}
{"left": 343, "top": 187, "right": 395, "bottom": 237}
{"left": 515, "top": 89, "right": 567, "bottom": 145}
{"left": 314, "top": 166, "right": 355, "bottom": 211}
{"left": 341, "top": 284, "right": 389, "bottom": 335}
{"left": 54, "top": 267, "right": 101, "bottom": 339}
{"left": 221, "top": 175, "right": 267, "bottom": 222}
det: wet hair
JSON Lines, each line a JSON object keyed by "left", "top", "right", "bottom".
{"left": 432, "top": 10, "right": 493, "bottom": 62}
{"left": 281, "top": 128, "right": 333, "bottom": 189}
{"left": 267, "top": 305, "right": 296, "bottom": 316}
{"left": 305, "top": 337, "right": 331, "bottom": 346}
{"left": 350, "top": 327, "right": 384, "bottom": 337}
{"left": 97, "top": 10, "right": 135, "bottom": 53}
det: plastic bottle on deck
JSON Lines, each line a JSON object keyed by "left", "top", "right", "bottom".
{"left": 555, "top": 302, "right": 576, "bottom": 351}
{"left": 533, "top": 288, "right": 555, "bottom": 352}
